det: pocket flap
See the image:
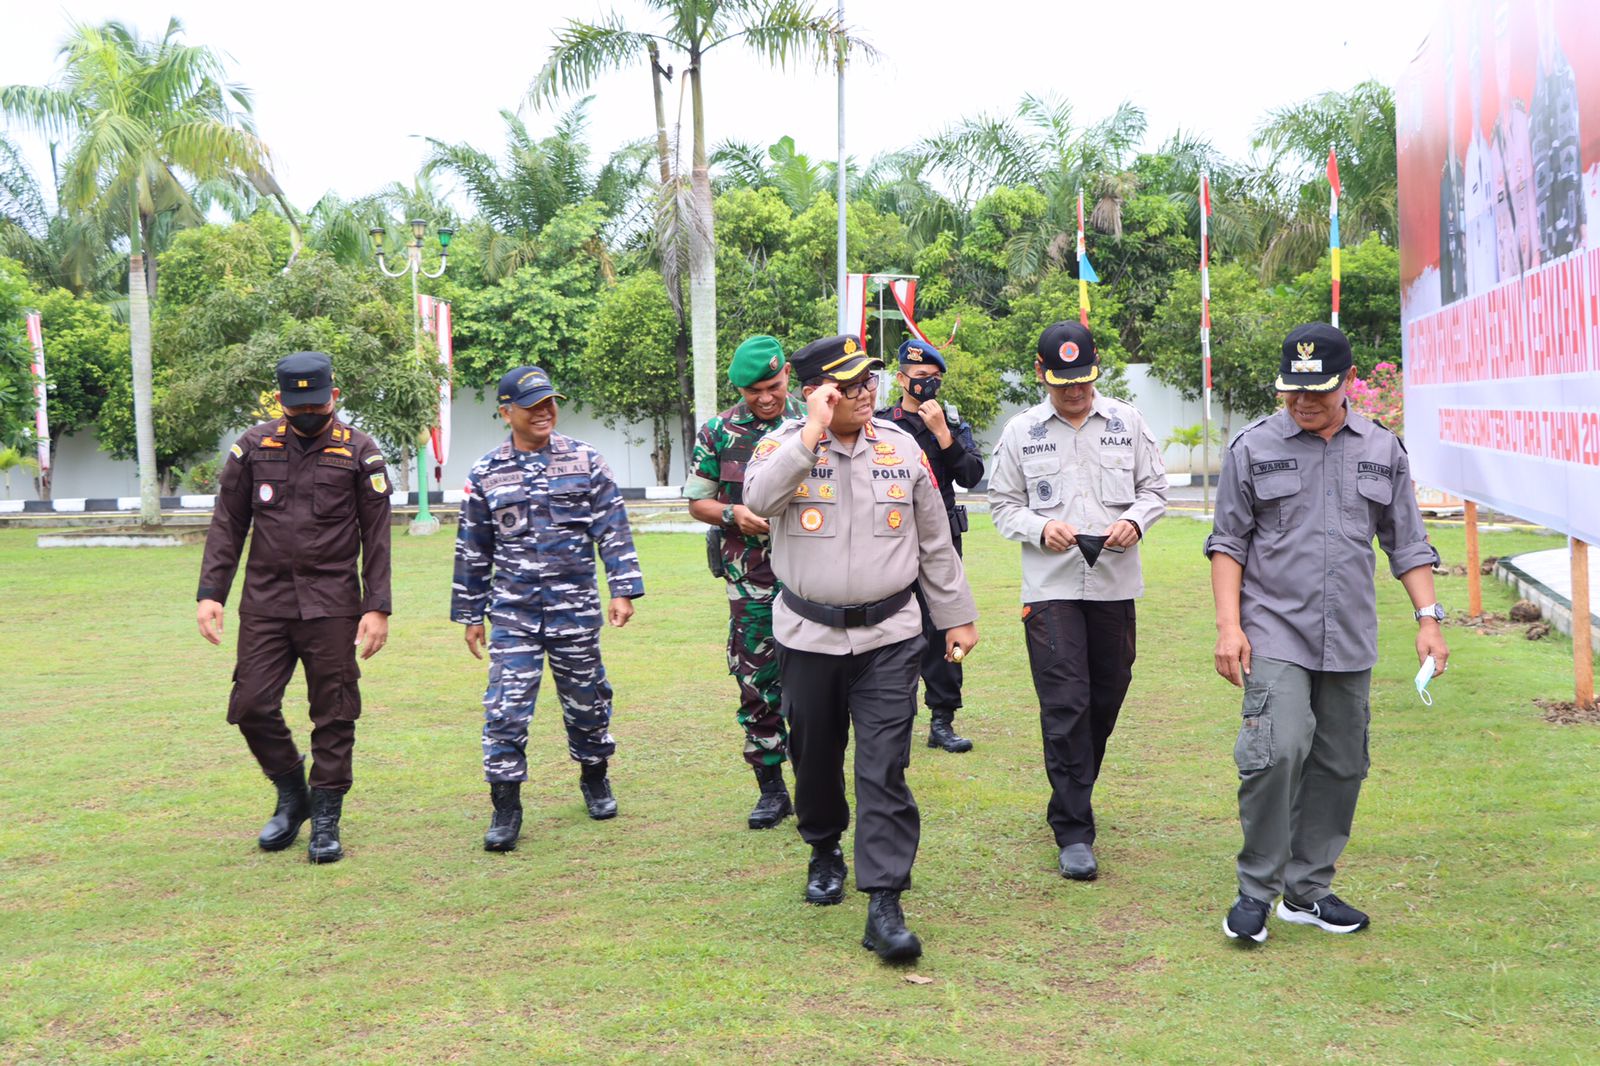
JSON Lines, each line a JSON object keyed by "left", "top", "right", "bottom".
{"left": 1103, "top": 452, "right": 1134, "bottom": 470}
{"left": 1357, "top": 475, "right": 1394, "bottom": 505}
{"left": 1023, "top": 457, "right": 1060, "bottom": 477}
{"left": 1253, "top": 472, "right": 1300, "bottom": 501}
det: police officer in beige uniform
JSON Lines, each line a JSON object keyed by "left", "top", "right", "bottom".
{"left": 744, "top": 334, "right": 978, "bottom": 963}
{"left": 1208, "top": 324, "right": 1448, "bottom": 944}
{"left": 989, "top": 321, "right": 1168, "bottom": 882}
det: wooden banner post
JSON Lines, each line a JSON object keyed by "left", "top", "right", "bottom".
{"left": 1464, "top": 500, "right": 1483, "bottom": 619}
{"left": 1574, "top": 538, "right": 1594, "bottom": 711}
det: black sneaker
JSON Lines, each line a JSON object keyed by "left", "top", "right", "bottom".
{"left": 1223, "top": 894, "right": 1271, "bottom": 943}
{"left": 1278, "top": 893, "right": 1370, "bottom": 933}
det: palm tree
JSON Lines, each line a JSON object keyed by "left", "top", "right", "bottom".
{"left": 711, "top": 135, "right": 832, "bottom": 212}
{"left": 530, "top": 0, "right": 871, "bottom": 428}
{"left": 0, "top": 133, "right": 125, "bottom": 296}
{"left": 921, "top": 94, "right": 1148, "bottom": 286}
{"left": 1251, "top": 79, "right": 1398, "bottom": 281}
{"left": 3, "top": 18, "right": 289, "bottom": 525}
{"left": 424, "top": 99, "right": 651, "bottom": 281}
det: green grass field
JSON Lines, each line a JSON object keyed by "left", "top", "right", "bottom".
{"left": 2, "top": 514, "right": 1596, "bottom": 1064}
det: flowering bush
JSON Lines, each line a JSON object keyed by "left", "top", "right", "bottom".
{"left": 1347, "top": 361, "right": 1404, "bottom": 436}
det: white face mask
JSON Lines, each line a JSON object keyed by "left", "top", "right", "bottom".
{"left": 1414, "top": 655, "right": 1438, "bottom": 706}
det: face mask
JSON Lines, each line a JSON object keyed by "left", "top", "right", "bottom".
{"left": 1413, "top": 655, "right": 1437, "bottom": 706}
{"left": 288, "top": 411, "right": 332, "bottom": 435}
{"left": 906, "top": 375, "right": 942, "bottom": 402}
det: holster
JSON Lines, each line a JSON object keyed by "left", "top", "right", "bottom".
{"left": 950, "top": 504, "right": 969, "bottom": 538}
{"left": 706, "top": 527, "right": 727, "bottom": 579}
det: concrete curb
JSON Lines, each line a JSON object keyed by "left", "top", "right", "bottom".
{"left": 1495, "top": 553, "right": 1600, "bottom": 649}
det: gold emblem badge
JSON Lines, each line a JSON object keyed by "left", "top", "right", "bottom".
{"left": 872, "top": 454, "right": 904, "bottom": 467}
{"left": 906, "top": 347, "right": 923, "bottom": 361}
{"left": 370, "top": 473, "right": 388, "bottom": 494}
{"left": 873, "top": 442, "right": 896, "bottom": 454}
{"left": 325, "top": 446, "right": 353, "bottom": 457}
{"left": 819, "top": 483, "right": 836, "bottom": 499}
{"left": 296, "top": 379, "right": 309, "bottom": 388}
{"left": 794, "top": 483, "right": 810, "bottom": 498}
{"left": 768, "top": 355, "right": 780, "bottom": 370}
{"left": 754, "top": 438, "right": 781, "bottom": 459}
{"left": 1296, "top": 341, "right": 1316, "bottom": 358}
{"left": 843, "top": 337, "right": 858, "bottom": 355}
{"left": 887, "top": 484, "right": 906, "bottom": 500}
{"left": 799, "top": 507, "right": 824, "bottom": 532}
{"left": 886, "top": 508, "right": 903, "bottom": 529}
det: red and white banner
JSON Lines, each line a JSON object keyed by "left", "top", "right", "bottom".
{"left": 887, "top": 278, "right": 930, "bottom": 345}
{"left": 1397, "top": 0, "right": 1600, "bottom": 544}
{"left": 25, "top": 310, "right": 49, "bottom": 472}
{"left": 415, "top": 294, "right": 453, "bottom": 469}
{"left": 842, "top": 273, "right": 870, "bottom": 344}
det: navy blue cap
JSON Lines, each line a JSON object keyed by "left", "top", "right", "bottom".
{"left": 497, "top": 366, "right": 566, "bottom": 407}
{"left": 276, "top": 352, "right": 334, "bottom": 406}
{"left": 1036, "top": 322, "right": 1099, "bottom": 386}
{"left": 1276, "top": 323, "right": 1352, "bottom": 391}
{"left": 897, "top": 339, "right": 947, "bottom": 372}
{"left": 790, "top": 335, "right": 882, "bottom": 383}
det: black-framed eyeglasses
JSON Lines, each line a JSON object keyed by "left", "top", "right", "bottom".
{"left": 839, "top": 377, "right": 878, "bottom": 399}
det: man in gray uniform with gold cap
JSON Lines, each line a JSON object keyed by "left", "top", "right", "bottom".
{"left": 745, "top": 334, "right": 979, "bottom": 963}
{"left": 1207, "top": 323, "right": 1449, "bottom": 945}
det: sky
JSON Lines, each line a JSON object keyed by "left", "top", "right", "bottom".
{"left": 3, "top": 0, "right": 1443, "bottom": 214}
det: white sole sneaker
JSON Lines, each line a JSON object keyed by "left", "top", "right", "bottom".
{"left": 1223, "top": 916, "right": 1268, "bottom": 943}
{"left": 1276, "top": 900, "right": 1365, "bottom": 933}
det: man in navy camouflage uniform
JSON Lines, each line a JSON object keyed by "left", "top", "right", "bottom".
{"left": 685, "top": 334, "right": 806, "bottom": 829}
{"left": 452, "top": 366, "right": 644, "bottom": 850}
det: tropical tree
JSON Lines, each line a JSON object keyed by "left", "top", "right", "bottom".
{"left": 1251, "top": 79, "right": 1397, "bottom": 281}
{"left": 530, "top": 0, "right": 870, "bottom": 429}
{"left": 0, "top": 133, "right": 124, "bottom": 296}
{"left": 2, "top": 18, "right": 291, "bottom": 524}
{"left": 579, "top": 270, "right": 682, "bottom": 483}
{"left": 0, "top": 446, "right": 39, "bottom": 498}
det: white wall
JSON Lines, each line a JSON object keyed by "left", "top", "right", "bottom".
{"left": 14, "top": 369, "right": 1231, "bottom": 500}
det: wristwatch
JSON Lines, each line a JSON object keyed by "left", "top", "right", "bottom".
{"left": 721, "top": 504, "right": 736, "bottom": 527}
{"left": 1414, "top": 603, "right": 1445, "bottom": 622}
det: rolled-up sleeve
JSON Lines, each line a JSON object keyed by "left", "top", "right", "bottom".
{"left": 1203, "top": 445, "right": 1253, "bottom": 565}
{"left": 988, "top": 424, "right": 1049, "bottom": 547}
{"left": 1379, "top": 447, "right": 1440, "bottom": 577}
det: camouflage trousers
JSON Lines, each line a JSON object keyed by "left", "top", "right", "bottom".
{"left": 728, "top": 594, "right": 787, "bottom": 768}
{"left": 482, "top": 625, "right": 616, "bottom": 782}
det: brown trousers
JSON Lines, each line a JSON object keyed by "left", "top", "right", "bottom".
{"left": 228, "top": 613, "right": 362, "bottom": 791}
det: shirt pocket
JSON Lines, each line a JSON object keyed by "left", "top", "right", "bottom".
{"left": 250, "top": 458, "right": 289, "bottom": 511}
{"left": 784, "top": 501, "right": 836, "bottom": 538}
{"left": 1253, "top": 471, "right": 1302, "bottom": 531}
{"left": 490, "top": 488, "right": 531, "bottom": 537}
{"left": 874, "top": 501, "right": 912, "bottom": 537}
{"left": 1100, "top": 451, "right": 1136, "bottom": 505}
{"left": 547, "top": 474, "right": 592, "bottom": 529}
{"left": 1023, "top": 457, "right": 1061, "bottom": 512}
{"left": 1344, "top": 472, "right": 1394, "bottom": 540}
{"left": 313, "top": 463, "right": 354, "bottom": 519}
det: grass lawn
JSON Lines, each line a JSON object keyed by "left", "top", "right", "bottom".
{"left": 2, "top": 513, "right": 1596, "bottom": 1064}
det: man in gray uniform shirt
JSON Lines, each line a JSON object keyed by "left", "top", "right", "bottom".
{"left": 1207, "top": 323, "right": 1449, "bottom": 945}
{"left": 744, "top": 333, "right": 979, "bottom": 963}
{"left": 990, "top": 321, "right": 1168, "bottom": 882}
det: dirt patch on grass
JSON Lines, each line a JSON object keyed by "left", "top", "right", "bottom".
{"left": 1536, "top": 698, "right": 1600, "bottom": 725}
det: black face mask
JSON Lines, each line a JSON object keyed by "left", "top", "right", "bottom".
{"left": 288, "top": 411, "right": 332, "bottom": 435}
{"left": 906, "top": 375, "right": 942, "bottom": 402}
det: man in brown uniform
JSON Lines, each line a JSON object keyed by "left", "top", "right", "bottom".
{"left": 196, "top": 351, "right": 393, "bottom": 864}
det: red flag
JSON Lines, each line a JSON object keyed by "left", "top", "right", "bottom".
{"left": 1326, "top": 150, "right": 1341, "bottom": 198}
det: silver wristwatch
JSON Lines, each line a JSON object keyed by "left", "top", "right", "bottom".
{"left": 1414, "top": 603, "right": 1445, "bottom": 622}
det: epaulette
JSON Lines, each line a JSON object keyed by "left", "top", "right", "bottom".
{"left": 550, "top": 435, "right": 574, "bottom": 454}
{"left": 329, "top": 423, "right": 353, "bottom": 444}
{"left": 493, "top": 440, "right": 514, "bottom": 460}
{"left": 1370, "top": 417, "right": 1407, "bottom": 452}
{"left": 1227, "top": 414, "right": 1274, "bottom": 451}
{"left": 274, "top": 421, "right": 287, "bottom": 436}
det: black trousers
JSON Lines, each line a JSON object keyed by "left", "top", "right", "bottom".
{"left": 778, "top": 635, "right": 923, "bottom": 892}
{"left": 228, "top": 613, "right": 362, "bottom": 792}
{"left": 1022, "top": 599, "right": 1136, "bottom": 847}
{"left": 913, "top": 534, "right": 963, "bottom": 715}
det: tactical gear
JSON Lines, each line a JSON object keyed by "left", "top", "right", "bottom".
{"left": 580, "top": 761, "right": 617, "bottom": 820}
{"left": 258, "top": 758, "right": 310, "bottom": 851}
{"left": 747, "top": 763, "right": 792, "bottom": 829}
{"left": 927, "top": 709, "right": 973, "bottom": 753}
{"left": 307, "top": 788, "right": 344, "bottom": 864}
{"left": 862, "top": 890, "right": 922, "bottom": 962}
{"left": 805, "top": 843, "right": 847, "bottom": 905}
{"left": 484, "top": 780, "right": 523, "bottom": 852}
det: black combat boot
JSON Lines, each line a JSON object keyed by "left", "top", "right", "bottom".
{"left": 747, "top": 763, "right": 793, "bottom": 829}
{"left": 307, "top": 788, "right": 344, "bottom": 864}
{"left": 927, "top": 710, "right": 973, "bottom": 753}
{"left": 804, "top": 843, "right": 846, "bottom": 905}
{"left": 484, "top": 781, "right": 523, "bottom": 852}
{"left": 579, "top": 761, "right": 617, "bottom": 820}
{"left": 862, "top": 889, "right": 923, "bottom": 962}
{"left": 258, "top": 758, "right": 310, "bottom": 851}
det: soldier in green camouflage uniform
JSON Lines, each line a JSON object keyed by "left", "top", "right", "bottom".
{"left": 686, "top": 335, "right": 805, "bottom": 829}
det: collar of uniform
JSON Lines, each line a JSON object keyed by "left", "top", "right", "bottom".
{"left": 1089, "top": 392, "right": 1120, "bottom": 423}
{"left": 728, "top": 399, "right": 758, "bottom": 425}
{"left": 1273, "top": 402, "right": 1368, "bottom": 439}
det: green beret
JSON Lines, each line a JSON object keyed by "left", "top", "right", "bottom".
{"left": 728, "top": 335, "right": 788, "bottom": 388}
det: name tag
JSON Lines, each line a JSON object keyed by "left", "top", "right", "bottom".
{"left": 1358, "top": 461, "right": 1393, "bottom": 479}
{"left": 1250, "top": 459, "right": 1298, "bottom": 476}
{"left": 483, "top": 472, "right": 523, "bottom": 491}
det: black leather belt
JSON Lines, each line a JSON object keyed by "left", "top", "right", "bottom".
{"left": 781, "top": 586, "right": 915, "bottom": 628}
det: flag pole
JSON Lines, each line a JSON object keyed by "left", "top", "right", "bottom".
{"left": 835, "top": 1, "right": 848, "bottom": 333}
{"left": 1199, "top": 172, "right": 1213, "bottom": 517}
{"left": 1076, "top": 189, "right": 1090, "bottom": 326}
{"left": 1328, "top": 149, "right": 1342, "bottom": 328}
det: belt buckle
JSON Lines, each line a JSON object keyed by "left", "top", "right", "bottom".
{"left": 842, "top": 604, "right": 868, "bottom": 627}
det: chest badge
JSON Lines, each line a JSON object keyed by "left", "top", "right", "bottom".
{"left": 887, "top": 484, "right": 906, "bottom": 500}
{"left": 799, "top": 507, "right": 824, "bottom": 532}
{"left": 873, "top": 441, "right": 895, "bottom": 454}
{"left": 1036, "top": 480, "right": 1054, "bottom": 502}
{"left": 886, "top": 508, "right": 903, "bottom": 529}
{"left": 794, "top": 483, "right": 810, "bottom": 498}
{"left": 258, "top": 483, "right": 275, "bottom": 503}
{"left": 1029, "top": 422, "right": 1049, "bottom": 440}
{"left": 754, "top": 438, "right": 782, "bottom": 460}
{"left": 819, "top": 483, "right": 836, "bottom": 499}
{"left": 872, "top": 452, "right": 904, "bottom": 467}
{"left": 1104, "top": 416, "right": 1126, "bottom": 434}
{"left": 370, "top": 473, "right": 388, "bottom": 494}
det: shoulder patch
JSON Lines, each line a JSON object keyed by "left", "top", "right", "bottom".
{"left": 753, "top": 437, "right": 783, "bottom": 460}
{"left": 364, "top": 453, "right": 384, "bottom": 466}
{"left": 229, "top": 443, "right": 243, "bottom": 461}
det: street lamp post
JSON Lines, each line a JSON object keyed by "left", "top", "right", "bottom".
{"left": 372, "top": 219, "right": 453, "bottom": 535}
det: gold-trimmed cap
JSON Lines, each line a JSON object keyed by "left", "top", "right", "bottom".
{"left": 791, "top": 334, "right": 884, "bottom": 382}
{"left": 1036, "top": 322, "right": 1099, "bottom": 386}
{"left": 1275, "top": 323, "right": 1351, "bottom": 392}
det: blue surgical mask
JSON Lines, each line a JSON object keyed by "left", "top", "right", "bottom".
{"left": 1413, "top": 655, "right": 1437, "bottom": 706}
